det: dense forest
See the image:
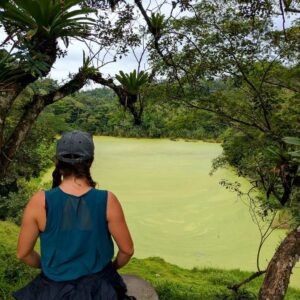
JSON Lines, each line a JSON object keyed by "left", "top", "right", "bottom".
{"left": 43, "top": 85, "right": 226, "bottom": 139}
{"left": 0, "top": 0, "right": 300, "bottom": 299}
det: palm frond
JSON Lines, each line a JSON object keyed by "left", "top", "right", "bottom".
{"left": 0, "top": 0, "right": 96, "bottom": 43}
{"left": 116, "top": 69, "right": 149, "bottom": 95}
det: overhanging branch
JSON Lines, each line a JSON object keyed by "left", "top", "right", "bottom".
{"left": 228, "top": 270, "right": 266, "bottom": 292}
{"left": 0, "top": 68, "right": 90, "bottom": 176}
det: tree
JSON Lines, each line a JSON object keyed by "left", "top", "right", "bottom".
{"left": 134, "top": 0, "right": 300, "bottom": 298}
{"left": 0, "top": 0, "right": 98, "bottom": 180}
{"left": 0, "top": 0, "right": 158, "bottom": 183}
{"left": 115, "top": 69, "right": 149, "bottom": 125}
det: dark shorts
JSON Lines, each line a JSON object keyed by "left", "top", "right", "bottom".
{"left": 12, "top": 263, "right": 132, "bottom": 300}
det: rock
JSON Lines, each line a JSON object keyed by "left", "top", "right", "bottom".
{"left": 122, "top": 274, "right": 159, "bottom": 300}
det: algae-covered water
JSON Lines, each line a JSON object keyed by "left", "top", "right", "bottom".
{"left": 43, "top": 136, "right": 300, "bottom": 287}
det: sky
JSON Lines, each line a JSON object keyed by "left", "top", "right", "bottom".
{"left": 51, "top": 38, "right": 149, "bottom": 89}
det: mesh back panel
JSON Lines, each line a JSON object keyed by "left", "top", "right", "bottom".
{"left": 61, "top": 196, "right": 93, "bottom": 231}
{"left": 41, "top": 188, "right": 114, "bottom": 281}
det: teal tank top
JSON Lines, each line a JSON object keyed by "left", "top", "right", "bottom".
{"left": 40, "top": 186, "right": 114, "bottom": 281}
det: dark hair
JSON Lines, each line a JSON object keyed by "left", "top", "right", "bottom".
{"left": 52, "top": 157, "right": 97, "bottom": 188}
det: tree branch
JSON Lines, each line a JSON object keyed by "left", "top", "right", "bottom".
{"left": 228, "top": 270, "right": 266, "bottom": 292}
{"left": 0, "top": 69, "right": 90, "bottom": 176}
{"left": 0, "top": 37, "right": 58, "bottom": 160}
{"left": 283, "top": 0, "right": 300, "bottom": 14}
{"left": 265, "top": 80, "right": 300, "bottom": 93}
{"left": 181, "top": 98, "right": 268, "bottom": 133}
{"left": 134, "top": 0, "right": 188, "bottom": 90}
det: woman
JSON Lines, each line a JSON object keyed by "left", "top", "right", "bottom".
{"left": 13, "top": 131, "right": 135, "bottom": 300}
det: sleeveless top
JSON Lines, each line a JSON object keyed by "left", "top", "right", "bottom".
{"left": 40, "top": 186, "right": 114, "bottom": 282}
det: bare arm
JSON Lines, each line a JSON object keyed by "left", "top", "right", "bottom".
{"left": 107, "top": 191, "right": 134, "bottom": 270}
{"left": 16, "top": 191, "right": 44, "bottom": 268}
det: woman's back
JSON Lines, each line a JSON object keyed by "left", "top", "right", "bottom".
{"left": 14, "top": 131, "right": 134, "bottom": 299}
{"left": 40, "top": 186, "right": 114, "bottom": 281}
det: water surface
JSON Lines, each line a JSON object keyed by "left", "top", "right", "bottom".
{"left": 43, "top": 136, "right": 299, "bottom": 287}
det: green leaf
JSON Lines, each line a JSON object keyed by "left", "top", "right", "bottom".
{"left": 0, "top": 0, "right": 95, "bottom": 40}
{"left": 283, "top": 137, "right": 300, "bottom": 146}
{"left": 288, "top": 150, "right": 300, "bottom": 157}
{"left": 26, "top": 27, "right": 38, "bottom": 39}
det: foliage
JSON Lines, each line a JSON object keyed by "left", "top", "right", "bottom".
{"left": 2, "top": 89, "right": 57, "bottom": 181}
{"left": 141, "top": 2, "right": 300, "bottom": 295}
{"left": 0, "top": 0, "right": 95, "bottom": 42}
{"left": 147, "top": 0, "right": 300, "bottom": 219}
{"left": 283, "top": 137, "right": 300, "bottom": 162}
{"left": 0, "top": 50, "right": 25, "bottom": 88}
{"left": 0, "top": 221, "right": 39, "bottom": 300}
{"left": 149, "top": 12, "right": 165, "bottom": 36}
{"left": 44, "top": 86, "right": 225, "bottom": 140}
{"left": 115, "top": 69, "right": 149, "bottom": 96}
{"left": 83, "top": 0, "right": 140, "bottom": 59}
{"left": 0, "top": 83, "right": 57, "bottom": 220}
{"left": 0, "top": 177, "right": 51, "bottom": 224}
{"left": 0, "top": 0, "right": 96, "bottom": 81}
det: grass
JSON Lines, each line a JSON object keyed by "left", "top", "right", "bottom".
{"left": 1, "top": 221, "right": 300, "bottom": 300}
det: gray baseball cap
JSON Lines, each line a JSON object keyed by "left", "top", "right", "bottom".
{"left": 56, "top": 131, "right": 94, "bottom": 164}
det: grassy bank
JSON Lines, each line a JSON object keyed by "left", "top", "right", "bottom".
{"left": 1, "top": 221, "right": 300, "bottom": 300}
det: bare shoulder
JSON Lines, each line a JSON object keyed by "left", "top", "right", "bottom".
{"left": 27, "top": 190, "right": 45, "bottom": 208}
{"left": 107, "top": 190, "right": 122, "bottom": 209}
{"left": 107, "top": 190, "right": 119, "bottom": 204}
{"left": 21, "top": 190, "right": 45, "bottom": 224}
{"left": 106, "top": 191, "right": 124, "bottom": 220}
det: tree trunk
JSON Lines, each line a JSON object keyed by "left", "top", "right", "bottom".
{"left": 127, "top": 103, "right": 142, "bottom": 125}
{"left": 0, "top": 79, "right": 38, "bottom": 150}
{"left": 258, "top": 225, "right": 300, "bottom": 299}
{"left": 0, "top": 38, "right": 57, "bottom": 154}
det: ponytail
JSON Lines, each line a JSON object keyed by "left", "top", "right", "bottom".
{"left": 52, "top": 164, "right": 62, "bottom": 188}
{"left": 52, "top": 158, "right": 97, "bottom": 188}
{"left": 85, "top": 170, "right": 97, "bottom": 188}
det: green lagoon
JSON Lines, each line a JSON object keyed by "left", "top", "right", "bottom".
{"left": 43, "top": 136, "right": 300, "bottom": 287}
